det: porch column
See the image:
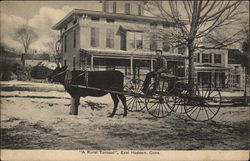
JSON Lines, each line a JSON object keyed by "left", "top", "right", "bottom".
{"left": 91, "top": 55, "right": 94, "bottom": 70}
{"left": 150, "top": 57, "right": 154, "bottom": 72}
{"left": 84, "top": 56, "right": 88, "bottom": 70}
{"left": 130, "top": 56, "right": 133, "bottom": 78}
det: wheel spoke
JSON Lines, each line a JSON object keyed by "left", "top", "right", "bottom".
{"left": 163, "top": 103, "right": 171, "bottom": 114}
{"left": 188, "top": 106, "right": 199, "bottom": 116}
{"left": 127, "top": 97, "right": 135, "bottom": 107}
{"left": 152, "top": 103, "right": 159, "bottom": 115}
{"left": 147, "top": 101, "right": 158, "bottom": 111}
{"left": 157, "top": 104, "right": 161, "bottom": 117}
{"left": 161, "top": 104, "right": 165, "bottom": 116}
{"left": 204, "top": 106, "right": 210, "bottom": 120}
{"left": 138, "top": 98, "right": 143, "bottom": 110}
{"left": 135, "top": 98, "right": 138, "bottom": 111}
{"left": 205, "top": 103, "right": 215, "bottom": 115}
{"left": 195, "top": 107, "right": 202, "bottom": 120}
{"left": 126, "top": 96, "right": 134, "bottom": 101}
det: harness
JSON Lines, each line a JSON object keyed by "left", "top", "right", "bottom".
{"left": 52, "top": 69, "right": 89, "bottom": 89}
{"left": 51, "top": 69, "right": 67, "bottom": 79}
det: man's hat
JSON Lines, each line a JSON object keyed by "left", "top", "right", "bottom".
{"left": 156, "top": 49, "right": 163, "bottom": 53}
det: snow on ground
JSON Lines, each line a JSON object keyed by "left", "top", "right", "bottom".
{"left": 0, "top": 81, "right": 249, "bottom": 150}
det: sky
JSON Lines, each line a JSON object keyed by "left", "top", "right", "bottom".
{"left": 0, "top": 1, "right": 249, "bottom": 53}
{"left": 1, "top": 1, "right": 101, "bottom": 52}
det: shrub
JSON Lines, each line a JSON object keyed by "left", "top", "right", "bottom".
{"left": 31, "top": 66, "right": 53, "bottom": 79}
{"left": 0, "top": 61, "right": 31, "bottom": 81}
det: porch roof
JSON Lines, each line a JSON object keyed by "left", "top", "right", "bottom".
{"left": 195, "top": 64, "right": 230, "bottom": 71}
{"left": 80, "top": 48, "right": 187, "bottom": 61}
{"left": 119, "top": 25, "right": 147, "bottom": 32}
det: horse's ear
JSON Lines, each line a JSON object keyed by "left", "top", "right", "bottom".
{"left": 57, "top": 63, "right": 62, "bottom": 68}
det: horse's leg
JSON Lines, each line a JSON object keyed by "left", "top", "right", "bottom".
{"left": 70, "top": 95, "right": 80, "bottom": 115}
{"left": 118, "top": 94, "right": 127, "bottom": 117}
{"left": 109, "top": 93, "right": 119, "bottom": 117}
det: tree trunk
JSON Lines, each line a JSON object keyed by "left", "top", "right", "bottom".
{"left": 187, "top": 43, "right": 195, "bottom": 95}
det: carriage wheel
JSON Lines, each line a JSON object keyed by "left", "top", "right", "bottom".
{"left": 184, "top": 83, "right": 221, "bottom": 121}
{"left": 145, "top": 80, "right": 174, "bottom": 118}
{"left": 124, "top": 79, "right": 145, "bottom": 112}
{"left": 171, "top": 89, "right": 187, "bottom": 114}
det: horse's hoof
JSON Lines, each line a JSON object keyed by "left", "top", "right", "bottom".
{"left": 123, "top": 114, "right": 127, "bottom": 117}
{"left": 108, "top": 115, "right": 114, "bottom": 118}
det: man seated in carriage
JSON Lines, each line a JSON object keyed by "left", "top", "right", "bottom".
{"left": 141, "top": 49, "right": 176, "bottom": 93}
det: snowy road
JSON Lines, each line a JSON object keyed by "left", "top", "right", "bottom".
{"left": 0, "top": 81, "right": 249, "bottom": 150}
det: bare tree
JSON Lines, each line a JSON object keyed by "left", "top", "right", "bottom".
{"left": 14, "top": 25, "right": 38, "bottom": 54}
{"left": 44, "top": 32, "right": 61, "bottom": 62}
{"left": 143, "top": 1, "right": 245, "bottom": 90}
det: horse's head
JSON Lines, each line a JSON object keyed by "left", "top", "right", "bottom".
{"left": 48, "top": 64, "right": 68, "bottom": 83}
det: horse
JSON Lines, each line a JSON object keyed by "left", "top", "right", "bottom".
{"left": 48, "top": 65, "right": 127, "bottom": 117}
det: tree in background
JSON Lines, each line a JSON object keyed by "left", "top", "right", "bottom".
{"left": 143, "top": 1, "right": 246, "bottom": 91}
{"left": 44, "top": 32, "right": 61, "bottom": 63}
{"left": 14, "top": 25, "right": 38, "bottom": 54}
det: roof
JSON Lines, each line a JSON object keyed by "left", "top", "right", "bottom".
{"left": 52, "top": 9, "right": 185, "bottom": 30}
{"left": 0, "top": 49, "right": 21, "bottom": 58}
{"left": 196, "top": 64, "right": 229, "bottom": 71}
{"left": 119, "top": 25, "right": 147, "bottom": 32}
{"left": 80, "top": 48, "right": 187, "bottom": 60}
{"left": 22, "top": 54, "right": 50, "bottom": 60}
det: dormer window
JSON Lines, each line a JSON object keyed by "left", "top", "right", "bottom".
{"left": 150, "top": 23, "right": 157, "bottom": 28}
{"left": 125, "top": 3, "right": 131, "bottom": 15}
{"left": 106, "top": 19, "right": 115, "bottom": 23}
{"left": 91, "top": 17, "right": 100, "bottom": 21}
{"left": 73, "top": 18, "right": 78, "bottom": 25}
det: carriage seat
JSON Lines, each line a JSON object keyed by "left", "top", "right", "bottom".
{"left": 158, "top": 73, "right": 176, "bottom": 81}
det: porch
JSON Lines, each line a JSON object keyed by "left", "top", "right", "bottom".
{"left": 79, "top": 48, "right": 186, "bottom": 81}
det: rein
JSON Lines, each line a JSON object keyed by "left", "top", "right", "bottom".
{"left": 51, "top": 69, "right": 67, "bottom": 79}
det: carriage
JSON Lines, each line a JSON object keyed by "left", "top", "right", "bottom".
{"left": 72, "top": 74, "right": 222, "bottom": 122}
{"left": 123, "top": 75, "right": 221, "bottom": 122}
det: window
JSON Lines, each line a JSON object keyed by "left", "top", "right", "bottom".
{"left": 125, "top": 3, "right": 130, "bottom": 15}
{"left": 138, "top": 5, "right": 142, "bottom": 16}
{"left": 106, "top": 19, "right": 115, "bottom": 23}
{"left": 91, "top": 17, "right": 100, "bottom": 21}
{"left": 113, "top": 2, "right": 117, "bottom": 13}
{"left": 194, "top": 53, "right": 199, "bottom": 62}
{"left": 163, "top": 41, "right": 170, "bottom": 52}
{"left": 214, "top": 54, "right": 221, "bottom": 63}
{"left": 178, "top": 46, "right": 186, "bottom": 55}
{"left": 103, "top": 1, "right": 109, "bottom": 12}
{"left": 73, "top": 57, "right": 76, "bottom": 70}
{"left": 163, "top": 23, "right": 170, "bottom": 28}
{"left": 91, "top": 27, "right": 99, "bottom": 47}
{"left": 150, "top": 34, "right": 157, "bottom": 51}
{"left": 73, "top": 30, "right": 76, "bottom": 48}
{"left": 106, "top": 29, "right": 114, "bottom": 48}
{"left": 202, "top": 53, "right": 212, "bottom": 63}
{"left": 127, "top": 32, "right": 143, "bottom": 49}
{"left": 64, "top": 35, "right": 67, "bottom": 52}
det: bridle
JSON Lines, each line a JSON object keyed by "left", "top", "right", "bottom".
{"left": 51, "top": 69, "right": 68, "bottom": 79}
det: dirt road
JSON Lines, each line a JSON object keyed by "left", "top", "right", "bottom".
{"left": 1, "top": 88, "right": 249, "bottom": 150}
